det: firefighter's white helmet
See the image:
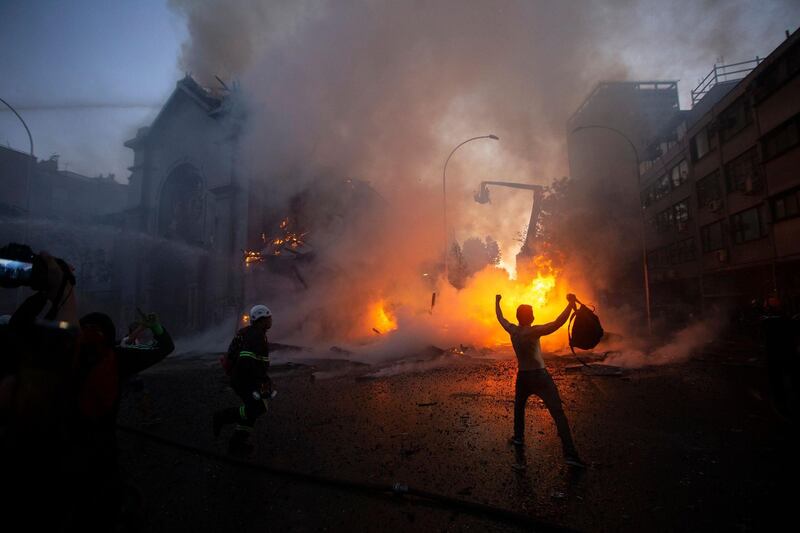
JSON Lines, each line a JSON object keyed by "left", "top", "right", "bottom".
{"left": 249, "top": 304, "right": 272, "bottom": 322}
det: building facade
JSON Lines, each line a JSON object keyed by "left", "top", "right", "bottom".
{"left": 0, "top": 146, "right": 128, "bottom": 318}
{"left": 566, "top": 81, "right": 681, "bottom": 315}
{"left": 639, "top": 30, "right": 800, "bottom": 322}
{"left": 120, "top": 76, "right": 250, "bottom": 334}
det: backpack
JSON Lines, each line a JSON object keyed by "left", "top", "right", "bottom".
{"left": 568, "top": 302, "right": 604, "bottom": 354}
{"left": 219, "top": 329, "right": 245, "bottom": 376}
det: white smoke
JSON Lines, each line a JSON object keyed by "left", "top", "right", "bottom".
{"left": 604, "top": 315, "right": 724, "bottom": 368}
{"left": 163, "top": 0, "right": 798, "bottom": 354}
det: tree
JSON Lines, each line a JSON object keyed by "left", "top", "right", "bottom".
{"left": 461, "top": 235, "right": 501, "bottom": 277}
{"left": 447, "top": 242, "right": 468, "bottom": 289}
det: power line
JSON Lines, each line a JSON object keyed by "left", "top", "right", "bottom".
{"left": 0, "top": 102, "right": 161, "bottom": 112}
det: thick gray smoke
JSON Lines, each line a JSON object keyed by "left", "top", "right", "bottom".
{"left": 168, "top": 0, "right": 800, "bottom": 253}
{"left": 167, "top": 0, "right": 798, "bottom": 350}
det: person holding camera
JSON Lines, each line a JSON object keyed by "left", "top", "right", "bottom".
{"left": 495, "top": 292, "right": 586, "bottom": 469}
{"left": 213, "top": 304, "right": 274, "bottom": 455}
{"left": 1, "top": 243, "right": 174, "bottom": 529}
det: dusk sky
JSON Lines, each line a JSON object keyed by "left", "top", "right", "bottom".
{"left": 1, "top": 1, "right": 798, "bottom": 181}
{"left": 0, "top": 0, "right": 184, "bottom": 178}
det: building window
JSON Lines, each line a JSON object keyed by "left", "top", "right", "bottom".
{"left": 656, "top": 208, "right": 673, "bottom": 233}
{"left": 670, "top": 159, "right": 689, "bottom": 188}
{"left": 719, "top": 97, "right": 753, "bottom": 142}
{"left": 701, "top": 220, "right": 725, "bottom": 252}
{"left": 691, "top": 127, "right": 717, "bottom": 161}
{"left": 654, "top": 174, "right": 671, "bottom": 200}
{"left": 667, "top": 237, "right": 696, "bottom": 264}
{"left": 771, "top": 187, "right": 800, "bottom": 222}
{"left": 641, "top": 184, "right": 655, "bottom": 208}
{"left": 647, "top": 246, "right": 671, "bottom": 268}
{"left": 754, "top": 41, "right": 800, "bottom": 102}
{"left": 654, "top": 198, "right": 691, "bottom": 232}
{"left": 673, "top": 198, "right": 690, "bottom": 231}
{"left": 762, "top": 115, "right": 800, "bottom": 160}
{"left": 696, "top": 170, "right": 722, "bottom": 207}
{"left": 725, "top": 148, "right": 763, "bottom": 194}
{"left": 678, "top": 237, "right": 696, "bottom": 263}
{"left": 731, "top": 205, "right": 767, "bottom": 244}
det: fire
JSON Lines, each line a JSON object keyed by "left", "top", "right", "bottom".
{"left": 269, "top": 217, "right": 307, "bottom": 256}
{"left": 348, "top": 255, "right": 575, "bottom": 352}
{"left": 365, "top": 300, "right": 397, "bottom": 335}
{"left": 244, "top": 250, "right": 264, "bottom": 266}
{"left": 529, "top": 272, "right": 557, "bottom": 309}
{"left": 455, "top": 256, "right": 567, "bottom": 349}
{"left": 244, "top": 217, "right": 309, "bottom": 267}
{"left": 406, "top": 254, "right": 577, "bottom": 352}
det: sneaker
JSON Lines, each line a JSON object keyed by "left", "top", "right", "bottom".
{"left": 564, "top": 454, "right": 587, "bottom": 468}
{"left": 212, "top": 412, "right": 224, "bottom": 438}
{"left": 508, "top": 436, "right": 524, "bottom": 447}
{"left": 511, "top": 462, "right": 527, "bottom": 472}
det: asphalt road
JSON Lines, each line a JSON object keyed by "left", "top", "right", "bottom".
{"left": 117, "top": 346, "right": 792, "bottom": 532}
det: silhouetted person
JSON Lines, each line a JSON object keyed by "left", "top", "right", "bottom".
{"left": 761, "top": 295, "right": 798, "bottom": 419}
{"left": 1, "top": 245, "right": 173, "bottom": 530}
{"left": 495, "top": 293, "right": 586, "bottom": 469}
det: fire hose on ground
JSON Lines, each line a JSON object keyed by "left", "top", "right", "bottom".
{"left": 117, "top": 423, "right": 576, "bottom": 532}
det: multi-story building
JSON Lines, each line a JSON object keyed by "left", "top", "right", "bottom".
{"left": 566, "top": 81, "right": 680, "bottom": 314}
{"left": 639, "top": 29, "right": 800, "bottom": 322}
{"left": 0, "top": 145, "right": 129, "bottom": 318}
{"left": 0, "top": 147, "right": 127, "bottom": 222}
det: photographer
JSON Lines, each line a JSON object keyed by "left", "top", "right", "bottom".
{"left": 1, "top": 244, "right": 81, "bottom": 528}
{"left": 1, "top": 243, "right": 174, "bottom": 530}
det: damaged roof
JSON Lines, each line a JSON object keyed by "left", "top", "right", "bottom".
{"left": 124, "top": 75, "right": 228, "bottom": 148}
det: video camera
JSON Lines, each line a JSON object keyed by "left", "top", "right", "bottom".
{"left": 0, "top": 243, "right": 79, "bottom": 410}
{"left": 0, "top": 243, "right": 48, "bottom": 290}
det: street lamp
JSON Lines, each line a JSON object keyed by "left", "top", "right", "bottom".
{"left": 0, "top": 96, "right": 34, "bottom": 242}
{"left": 442, "top": 134, "right": 499, "bottom": 280}
{"left": 570, "top": 124, "right": 652, "bottom": 335}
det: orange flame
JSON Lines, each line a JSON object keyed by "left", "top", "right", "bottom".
{"left": 365, "top": 300, "right": 398, "bottom": 336}
{"left": 468, "top": 256, "right": 568, "bottom": 350}
{"left": 244, "top": 250, "right": 264, "bottom": 266}
{"left": 269, "top": 217, "right": 307, "bottom": 255}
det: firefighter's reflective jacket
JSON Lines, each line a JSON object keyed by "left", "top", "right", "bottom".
{"left": 230, "top": 325, "right": 269, "bottom": 390}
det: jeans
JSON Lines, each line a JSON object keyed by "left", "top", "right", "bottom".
{"left": 514, "top": 369, "right": 577, "bottom": 455}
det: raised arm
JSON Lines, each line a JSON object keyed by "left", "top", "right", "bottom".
{"left": 530, "top": 293, "right": 577, "bottom": 337}
{"left": 116, "top": 313, "right": 174, "bottom": 378}
{"left": 495, "top": 294, "right": 514, "bottom": 333}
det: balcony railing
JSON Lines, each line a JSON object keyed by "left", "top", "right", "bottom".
{"left": 690, "top": 58, "right": 763, "bottom": 106}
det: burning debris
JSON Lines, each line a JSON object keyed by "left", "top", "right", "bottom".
{"left": 244, "top": 217, "right": 311, "bottom": 267}
{"left": 263, "top": 217, "right": 309, "bottom": 256}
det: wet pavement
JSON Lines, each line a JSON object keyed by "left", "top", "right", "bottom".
{"left": 118, "top": 348, "right": 792, "bottom": 532}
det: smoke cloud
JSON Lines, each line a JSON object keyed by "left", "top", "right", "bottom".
{"left": 604, "top": 314, "right": 725, "bottom": 368}
{"left": 166, "top": 0, "right": 798, "bottom": 352}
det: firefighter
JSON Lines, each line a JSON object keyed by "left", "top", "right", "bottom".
{"left": 213, "top": 304, "right": 274, "bottom": 455}
{"left": 495, "top": 293, "right": 586, "bottom": 469}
